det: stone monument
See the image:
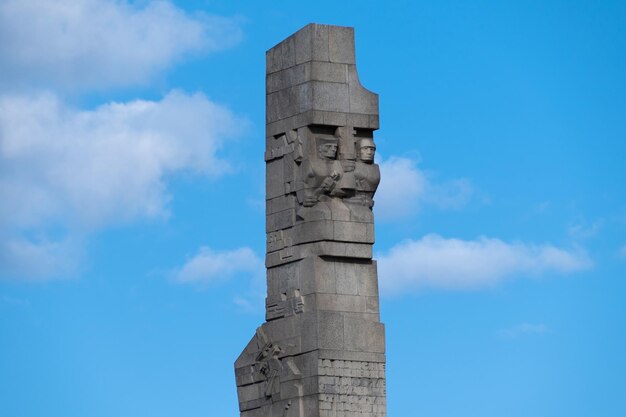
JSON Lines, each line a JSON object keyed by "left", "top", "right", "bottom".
{"left": 235, "top": 23, "right": 386, "bottom": 417}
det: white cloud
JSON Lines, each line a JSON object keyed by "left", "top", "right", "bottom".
{"left": 233, "top": 296, "right": 258, "bottom": 313}
{"left": 375, "top": 156, "right": 473, "bottom": 220}
{"left": 0, "top": 235, "right": 82, "bottom": 281}
{"left": 427, "top": 178, "right": 474, "bottom": 209}
{"left": 378, "top": 234, "right": 592, "bottom": 294}
{"left": 567, "top": 219, "right": 603, "bottom": 240}
{"left": 375, "top": 156, "right": 428, "bottom": 219}
{"left": 0, "top": 90, "right": 245, "bottom": 280}
{"left": 0, "top": 1, "right": 246, "bottom": 281}
{"left": 173, "top": 247, "right": 263, "bottom": 284}
{"left": 0, "top": 0, "right": 243, "bottom": 91}
{"left": 0, "top": 90, "right": 243, "bottom": 230}
{"left": 500, "top": 323, "right": 549, "bottom": 339}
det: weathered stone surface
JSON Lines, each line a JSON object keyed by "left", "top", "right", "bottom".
{"left": 235, "top": 23, "right": 386, "bottom": 417}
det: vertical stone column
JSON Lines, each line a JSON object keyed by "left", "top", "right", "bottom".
{"left": 235, "top": 23, "right": 386, "bottom": 417}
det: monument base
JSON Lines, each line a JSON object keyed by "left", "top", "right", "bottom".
{"left": 235, "top": 312, "right": 386, "bottom": 417}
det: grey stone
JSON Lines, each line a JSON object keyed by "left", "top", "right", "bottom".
{"left": 311, "top": 81, "right": 350, "bottom": 113}
{"left": 294, "top": 25, "right": 313, "bottom": 65}
{"left": 310, "top": 61, "right": 348, "bottom": 83}
{"left": 280, "top": 35, "right": 296, "bottom": 69}
{"left": 314, "top": 293, "right": 366, "bottom": 313}
{"left": 357, "top": 262, "right": 379, "bottom": 297}
{"left": 265, "top": 209, "right": 295, "bottom": 233}
{"left": 335, "top": 261, "right": 359, "bottom": 296}
{"left": 343, "top": 318, "right": 385, "bottom": 354}
{"left": 266, "top": 63, "right": 309, "bottom": 94}
{"left": 311, "top": 24, "right": 330, "bottom": 62}
{"left": 236, "top": 23, "right": 386, "bottom": 417}
{"left": 348, "top": 65, "right": 379, "bottom": 115}
{"left": 317, "top": 310, "right": 345, "bottom": 350}
{"left": 329, "top": 26, "right": 356, "bottom": 64}
{"left": 322, "top": 110, "right": 348, "bottom": 127}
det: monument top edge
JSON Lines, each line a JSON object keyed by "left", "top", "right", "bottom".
{"left": 266, "top": 23, "right": 354, "bottom": 53}
{"left": 265, "top": 23, "right": 357, "bottom": 69}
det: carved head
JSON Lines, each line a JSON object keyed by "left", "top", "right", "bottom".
{"left": 317, "top": 138, "right": 338, "bottom": 160}
{"left": 356, "top": 138, "right": 376, "bottom": 163}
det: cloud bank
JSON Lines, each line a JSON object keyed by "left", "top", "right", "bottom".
{"left": 173, "top": 246, "right": 263, "bottom": 284}
{"left": 0, "top": 91, "right": 243, "bottom": 230}
{"left": 376, "top": 156, "right": 473, "bottom": 220}
{"left": 378, "top": 234, "right": 592, "bottom": 294}
{"left": 0, "top": 0, "right": 243, "bottom": 91}
{"left": 0, "top": 91, "right": 245, "bottom": 280}
{"left": 0, "top": 236, "right": 82, "bottom": 281}
{"left": 0, "top": 1, "right": 246, "bottom": 281}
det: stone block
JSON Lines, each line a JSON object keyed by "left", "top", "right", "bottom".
{"left": 266, "top": 45, "right": 282, "bottom": 74}
{"left": 333, "top": 220, "right": 372, "bottom": 243}
{"left": 294, "top": 24, "right": 313, "bottom": 65}
{"left": 335, "top": 261, "right": 359, "bottom": 295}
{"left": 266, "top": 63, "right": 309, "bottom": 94}
{"left": 311, "top": 81, "right": 350, "bottom": 113}
{"left": 346, "top": 112, "right": 370, "bottom": 129}
{"left": 265, "top": 209, "right": 295, "bottom": 233}
{"left": 295, "top": 351, "right": 320, "bottom": 382}
{"left": 318, "top": 310, "right": 344, "bottom": 350}
{"left": 318, "top": 349, "right": 386, "bottom": 364}
{"left": 369, "top": 114, "right": 380, "bottom": 130}
{"left": 365, "top": 296, "right": 379, "bottom": 314}
{"left": 297, "top": 241, "right": 373, "bottom": 261}
{"left": 366, "top": 223, "right": 375, "bottom": 243}
{"left": 311, "top": 24, "right": 330, "bottom": 62}
{"left": 341, "top": 311, "right": 380, "bottom": 322}
{"left": 343, "top": 318, "right": 385, "bottom": 354}
{"left": 322, "top": 111, "right": 347, "bottom": 127}
{"left": 309, "top": 257, "right": 337, "bottom": 295}
{"left": 292, "top": 257, "right": 315, "bottom": 295}
{"left": 294, "top": 259, "right": 322, "bottom": 295}
{"left": 267, "top": 261, "right": 298, "bottom": 294}
{"left": 311, "top": 61, "right": 348, "bottom": 83}
{"left": 266, "top": 88, "right": 289, "bottom": 123}
{"left": 356, "top": 261, "right": 378, "bottom": 297}
{"left": 266, "top": 195, "right": 296, "bottom": 215}
{"left": 237, "top": 382, "right": 264, "bottom": 409}
{"left": 315, "top": 293, "right": 365, "bottom": 313}
{"left": 300, "top": 311, "right": 320, "bottom": 352}
{"left": 293, "top": 83, "right": 312, "bottom": 114}
{"left": 348, "top": 65, "right": 379, "bottom": 115}
{"left": 329, "top": 26, "right": 355, "bottom": 64}
{"left": 265, "top": 159, "right": 284, "bottom": 200}
{"left": 293, "top": 220, "right": 333, "bottom": 245}
{"left": 280, "top": 35, "right": 296, "bottom": 69}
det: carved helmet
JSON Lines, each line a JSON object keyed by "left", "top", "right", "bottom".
{"left": 356, "top": 138, "right": 376, "bottom": 149}
{"left": 317, "top": 137, "right": 339, "bottom": 147}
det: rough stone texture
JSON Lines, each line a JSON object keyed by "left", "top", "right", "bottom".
{"left": 235, "top": 23, "right": 386, "bottom": 417}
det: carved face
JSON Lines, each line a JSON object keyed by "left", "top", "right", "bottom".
{"left": 358, "top": 145, "right": 375, "bottom": 163}
{"left": 319, "top": 143, "right": 338, "bottom": 159}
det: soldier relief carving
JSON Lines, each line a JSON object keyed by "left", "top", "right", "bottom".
{"left": 295, "top": 126, "right": 380, "bottom": 225}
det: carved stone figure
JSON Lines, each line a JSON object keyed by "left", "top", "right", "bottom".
{"left": 344, "top": 137, "right": 381, "bottom": 222}
{"left": 235, "top": 24, "right": 386, "bottom": 417}
{"left": 296, "top": 137, "right": 353, "bottom": 222}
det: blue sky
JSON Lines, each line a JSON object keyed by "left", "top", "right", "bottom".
{"left": 1, "top": 1, "right": 625, "bottom": 416}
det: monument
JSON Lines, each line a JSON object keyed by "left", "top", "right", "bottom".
{"left": 235, "top": 23, "right": 386, "bottom": 417}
